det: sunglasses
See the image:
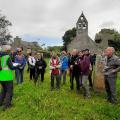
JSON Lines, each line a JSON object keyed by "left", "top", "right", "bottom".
{"left": 18, "top": 51, "right": 22, "bottom": 52}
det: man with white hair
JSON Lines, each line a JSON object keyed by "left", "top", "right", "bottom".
{"left": 0, "top": 45, "right": 8, "bottom": 70}
{"left": 104, "top": 47, "right": 120, "bottom": 104}
{"left": 69, "top": 49, "right": 80, "bottom": 91}
{"left": 0, "top": 45, "right": 19, "bottom": 110}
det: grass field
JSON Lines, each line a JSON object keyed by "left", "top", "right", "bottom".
{"left": 0, "top": 59, "right": 120, "bottom": 120}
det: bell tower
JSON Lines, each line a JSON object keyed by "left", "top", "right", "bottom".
{"left": 67, "top": 12, "right": 98, "bottom": 53}
{"left": 76, "top": 12, "right": 88, "bottom": 36}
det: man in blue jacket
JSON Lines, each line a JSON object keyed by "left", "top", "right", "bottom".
{"left": 60, "top": 51, "right": 68, "bottom": 84}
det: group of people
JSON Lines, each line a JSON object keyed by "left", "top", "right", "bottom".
{"left": 0, "top": 44, "right": 120, "bottom": 111}
{"left": 27, "top": 52, "right": 47, "bottom": 84}
{"left": 0, "top": 45, "right": 47, "bottom": 110}
{"left": 7, "top": 47, "right": 47, "bottom": 85}
{"left": 49, "top": 47, "right": 120, "bottom": 104}
{"left": 49, "top": 49, "right": 96, "bottom": 99}
{"left": 50, "top": 47, "right": 120, "bottom": 104}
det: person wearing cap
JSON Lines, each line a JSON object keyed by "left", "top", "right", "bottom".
{"left": 60, "top": 51, "right": 68, "bottom": 84}
{"left": 104, "top": 47, "right": 120, "bottom": 104}
{"left": 0, "top": 45, "right": 20, "bottom": 110}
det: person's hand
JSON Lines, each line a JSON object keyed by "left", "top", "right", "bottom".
{"left": 111, "top": 69, "right": 116, "bottom": 73}
{"left": 70, "top": 65, "right": 73, "bottom": 69}
{"left": 89, "top": 66, "right": 92, "bottom": 71}
{"left": 39, "top": 66, "right": 42, "bottom": 69}
{"left": 75, "top": 62, "right": 77, "bottom": 65}
{"left": 18, "top": 63, "right": 21, "bottom": 67}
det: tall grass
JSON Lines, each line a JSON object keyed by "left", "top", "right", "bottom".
{"left": 0, "top": 59, "right": 120, "bottom": 120}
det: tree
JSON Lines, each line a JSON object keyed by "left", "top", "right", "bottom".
{"left": 62, "top": 27, "right": 76, "bottom": 50}
{"left": 0, "top": 11, "right": 12, "bottom": 44}
{"left": 32, "top": 41, "right": 39, "bottom": 47}
{"left": 47, "top": 46, "right": 63, "bottom": 53}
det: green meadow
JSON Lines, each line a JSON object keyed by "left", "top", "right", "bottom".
{"left": 0, "top": 59, "right": 120, "bottom": 120}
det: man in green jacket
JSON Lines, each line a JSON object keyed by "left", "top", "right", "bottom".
{"left": 0, "top": 45, "right": 19, "bottom": 111}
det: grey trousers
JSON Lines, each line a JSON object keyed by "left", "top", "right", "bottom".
{"left": 82, "top": 75, "right": 90, "bottom": 97}
{"left": 51, "top": 74, "right": 60, "bottom": 89}
{"left": 104, "top": 76, "right": 117, "bottom": 101}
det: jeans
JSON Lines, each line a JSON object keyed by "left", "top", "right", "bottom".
{"left": 16, "top": 69, "right": 24, "bottom": 84}
{"left": 0, "top": 81, "right": 13, "bottom": 107}
{"left": 60, "top": 70, "right": 67, "bottom": 84}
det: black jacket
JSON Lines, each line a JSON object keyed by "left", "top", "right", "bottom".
{"left": 35, "top": 59, "right": 47, "bottom": 72}
{"left": 69, "top": 55, "right": 80, "bottom": 74}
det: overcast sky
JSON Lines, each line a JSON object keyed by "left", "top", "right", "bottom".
{"left": 0, "top": 0, "right": 120, "bottom": 46}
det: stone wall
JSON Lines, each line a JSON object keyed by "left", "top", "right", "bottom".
{"left": 67, "top": 32, "right": 99, "bottom": 53}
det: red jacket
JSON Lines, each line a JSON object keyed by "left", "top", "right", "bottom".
{"left": 50, "top": 58, "right": 60, "bottom": 75}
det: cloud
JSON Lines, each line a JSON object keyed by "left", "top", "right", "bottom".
{"left": 100, "top": 21, "right": 115, "bottom": 28}
{"left": 0, "top": 0, "right": 120, "bottom": 45}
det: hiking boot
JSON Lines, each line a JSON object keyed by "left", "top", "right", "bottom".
{"left": 109, "top": 99, "right": 117, "bottom": 105}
